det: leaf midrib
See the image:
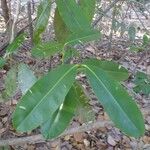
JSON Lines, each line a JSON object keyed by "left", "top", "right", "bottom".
{"left": 85, "top": 65, "right": 139, "bottom": 132}
{"left": 17, "top": 65, "right": 77, "bottom": 129}
{"left": 66, "top": 31, "right": 99, "bottom": 45}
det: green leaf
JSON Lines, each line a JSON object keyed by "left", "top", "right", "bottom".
{"left": 63, "top": 48, "right": 79, "bottom": 63}
{"left": 78, "top": 0, "right": 96, "bottom": 22}
{"left": 54, "top": 0, "right": 95, "bottom": 43}
{"left": 4, "top": 67, "right": 17, "bottom": 98}
{"left": 32, "top": 41, "right": 63, "bottom": 58}
{"left": 128, "top": 25, "right": 136, "bottom": 41}
{"left": 142, "top": 34, "right": 150, "bottom": 46}
{"left": 41, "top": 84, "right": 78, "bottom": 139}
{"left": 33, "top": 0, "right": 51, "bottom": 44}
{"left": 83, "top": 59, "right": 129, "bottom": 81}
{"left": 66, "top": 30, "right": 100, "bottom": 46}
{"left": 54, "top": 8, "right": 71, "bottom": 43}
{"left": 12, "top": 64, "right": 78, "bottom": 131}
{"left": 56, "top": 0, "right": 91, "bottom": 32}
{"left": 75, "top": 83, "right": 95, "bottom": 123}
{"left": 133, "top": 71, "right": 150, "bottom": 96}
{"left": 120, "top": 22, "right": 127, "bottom": 36}
{"left": 18, "top": 64, "right": 37, "bottom": 95}
{"left": 84, "top": 64, "right": 145, "bottom": 137}
{"left": 0, "top": 57, "right": 6, "bottom": 68}
{"left": 6, "top": 33, "right": 26, "bottom": 55}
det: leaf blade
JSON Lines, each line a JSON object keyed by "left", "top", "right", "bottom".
{"left": 56, "top": 0, "right": 91, "bottom": 32}
{"left": 83, "top": 59, "right": 129, "bottom": 81}
{"left": 33, "top": 0, "right": 51, "bottom": 44}
{"left": 84, "top": 65, "right": 145, "bottom": 137}
{"left": 31, "top": 41, "right": 63, "bottom": 58}
{"left": 12, "top": 64, "right": 77, "bottom": 131}
{"left": 41, "top": 84, "right": 78, "bottom": 139}
{"left": 18, "top": 64, "right": 37, "bottom": 95}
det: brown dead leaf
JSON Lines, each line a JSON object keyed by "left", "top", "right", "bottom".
{"left": 73, "top": 132, "right": 84, "bottom": 142}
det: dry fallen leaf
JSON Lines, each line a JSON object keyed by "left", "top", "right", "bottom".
{"left": 107, "top": 135, "right": 117, "bottom": 146}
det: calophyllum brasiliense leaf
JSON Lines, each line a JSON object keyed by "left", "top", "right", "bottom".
{"left": 13, "top": 64, "right": 78, "bottom": 131}
{"left": 83, "top": 64, "right": 145, "bottom": 137}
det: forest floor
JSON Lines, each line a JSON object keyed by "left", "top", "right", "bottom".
{"left": 0, "top": 1, "right": 150, "bottom": 150}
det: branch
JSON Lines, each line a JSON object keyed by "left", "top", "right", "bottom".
{"left": 27, "top": 1, "right": 34, "bottom": 46}
{"left": 0, "top": 120, "right": 112, "bottom": 146}
{"left": 93, "top": 0, "right": 121, "bottom": 27}
{"left": 10, "top": 0, "right": 21, "bottom": 43}
{"left": 0, "top": 0, "right": 10, "bottom": 30}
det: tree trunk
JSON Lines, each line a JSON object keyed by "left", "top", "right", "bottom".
{"left": 1, "top": 0, "right": 10, "bottom": 31}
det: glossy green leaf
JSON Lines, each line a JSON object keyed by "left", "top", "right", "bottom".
{"left": 83, "top": 58, "right": 129, "bottom": 81}
{"left": 63, "top": 48, "right": 79, "bottom": 63}
{"left": 142, "top": 34, "right": 150, "bottom": 46}
{"left": 75, "top": 83, "right": 95, "bottom": 123}
{"left": 133, "top": 71, "right": 150, "bottom": 96}
{"left": 128, "top": 25, "right": 136, "bottom": 41}
{"left": 6, "top": 33, "right": 26, "bottom": 55}
{"left": 78, "top": 0, "right": 96, "bottom": 22}
{"left": 12, "top": 64, "right": 78, "bottom": 132}
{"left": 33, "top": 0, "right": 51, "bottom": 44}
{"left": 0, "top": 57, "right": 6, "bottom": 68}
{"left": 84, "top": 64, "right": 145, "bottom": 137}
{"left": 4, "top": 67, "right": 17, "bottom": 97}
{"left": 56, "top": 0, "right": 91, "bottom": 32}
{"left": 54, "top": 0, "right": 95, "bottom": 43}
{"left": 32, "top": 41, "right": 63, "bottom": 58}
{"left": 18, "top": 64, "right": 37, "bottom": 95}
{"left": 66, "top": 30, "right": 100, "bottom": 46}
{"left": 41, "top": 84, "right": 78, "bottom": 139}
{"left": 54, "top": 8, "right": 71, "bottom": 43}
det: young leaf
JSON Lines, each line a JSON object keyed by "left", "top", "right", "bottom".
{"left": 142, "top": 34, "right": 150, "bottom": 47}
{"left": 83, "top": 64, "right": 145, "bottom": 137}
{"left": 83, "top": 59, "right": 129, "bottom": 81}
{"left": 41, "top": 84, "right": 78, "bottom": 139}
{"left": 33, "top": 0, "right": 51, "bottom": 44}
{"left": 133, "top": 71, "right": 150, "bottom": 96}
{"left": 78, "top": 0, "right": 96, "bottom": 22}
{"left": 12, "top": 64, "right": 78, "bottom": 132}
{"left": 4, "top": 67, "right": 17, "bottom": 98}
{"left": 6, "top": 33, "right": 26, "bottom": 55}
{"left": 128, "top": 24, "right": 136, "bottom": 41}
{"left": 66, "top": 30, "right": 101, "bottom": 46}
{"left": 18, "top": 64, "right": 37, "bottom": 95}
{"left": 0, "top": 57, "right": 6, "bottom": 68}
{"left": 56, "top": 0, "right": 91, "bottom": 32}
{"left": 32, "top": 41, "right": 63, "bottom": 58}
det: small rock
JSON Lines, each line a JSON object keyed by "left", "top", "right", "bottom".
{"left": 64, "top": 135, "right": 71, "bottom": 141}
{"left": 143, "top": 136, "right": 150, "bottom": 144}
{"left": 145, "top": 124, "right": 150, "bottom": 131}
{"left": 73, "top": 133, "right": 84, "bottom": 142}
{"left": 107, "top": 135, "right": 117, "bottom": 146}
{"left": 83, "top": 139, "right": 90, "bottom": 147}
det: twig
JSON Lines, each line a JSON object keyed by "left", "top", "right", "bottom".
{"left": 0, "top": 120, "right": 112, "bottom": 146}
{"left": 108, "top": 2, "right": 117, "bottom": 50}
{"left": 27, "top": 1, "right": 34, "bottom": 46}
{"left": 131, "top": 4, "right": 149, "bottom": 34}
{"left": 93, "top": 0, "right": 121, "bottom": 27}
{"left": 0, "top": 0, "right": 10, "bottom": 31}
{"left": 10, "top": 0, "right": 21, "bottom": 43}
{"left": 0, "top": 18, "right": 36, "bottom": 56}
